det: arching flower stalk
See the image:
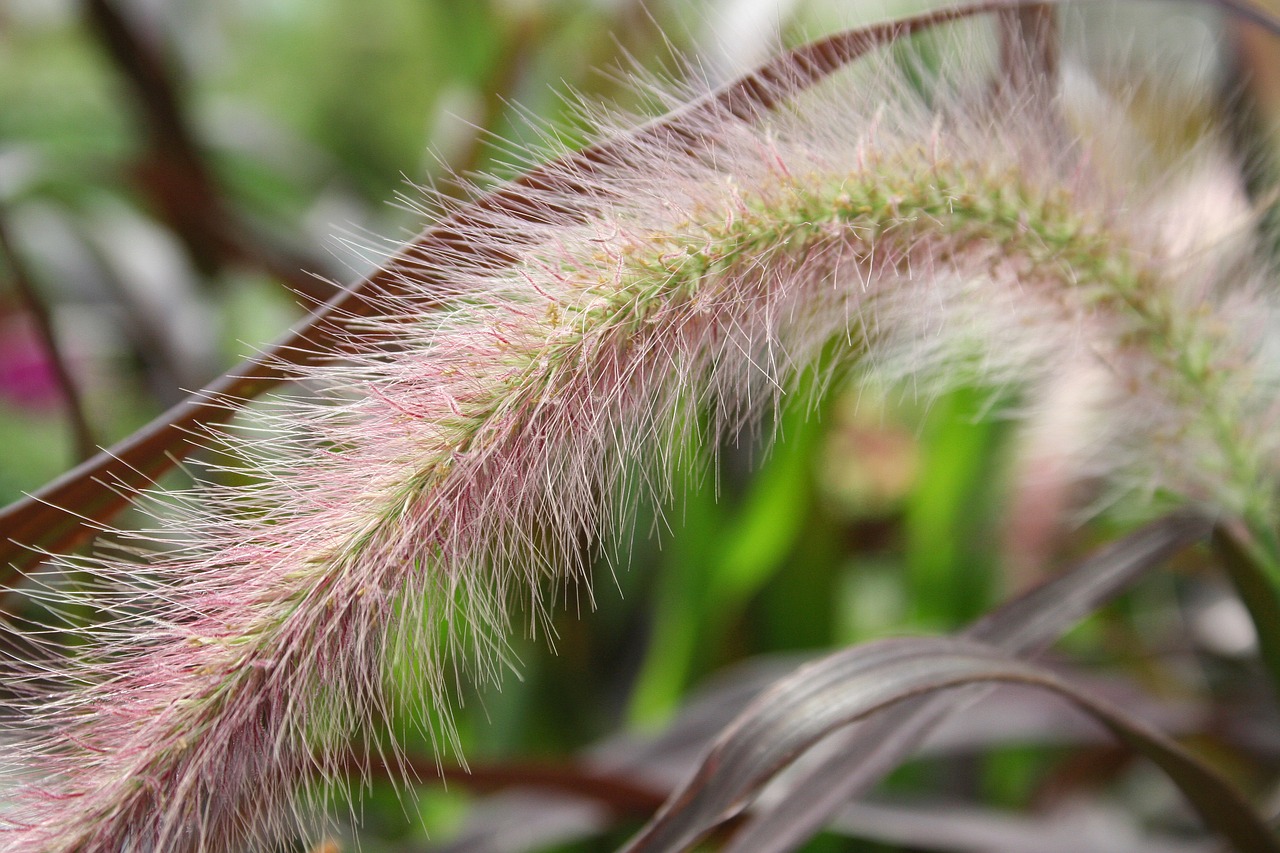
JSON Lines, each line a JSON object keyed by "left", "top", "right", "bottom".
{"left": 4, "top": 23, "right": 1280, "bottom": 853}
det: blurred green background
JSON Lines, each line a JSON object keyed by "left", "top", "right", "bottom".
{"left": 2, "top": 1, "right": 1278, "bottom": 851}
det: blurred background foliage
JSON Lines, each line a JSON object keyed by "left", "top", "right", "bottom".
{"left": 2, "top": 1, "right": 1280, "bottom": 851}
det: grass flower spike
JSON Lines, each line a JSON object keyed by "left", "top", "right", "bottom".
{"left": 5, "top": 9, "right": 1280, "bottom": 851}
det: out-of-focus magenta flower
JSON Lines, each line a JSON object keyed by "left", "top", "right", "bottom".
{"left": 0, "top": 314, "right": 63, "bottom": 411}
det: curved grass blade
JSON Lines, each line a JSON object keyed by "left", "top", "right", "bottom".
{"left": 0, "top": 0, "right": 1052, "bottom": 581}
{"left": 723, "top": 512, "right": 1211, "bottom": 853}
{"left": 619, "top": 634, "right": 1277, "bottom": 853}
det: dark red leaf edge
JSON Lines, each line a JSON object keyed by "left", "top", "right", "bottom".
{"left": 0, "top": 0, "right": 1050, "bottom": 580}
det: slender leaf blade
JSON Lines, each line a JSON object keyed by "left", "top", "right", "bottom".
{"left": 620, "top": 633, "right": 1276, "bottom": 853}
{"left": 723, "top": 512, "right": 1211, "bottom": 853}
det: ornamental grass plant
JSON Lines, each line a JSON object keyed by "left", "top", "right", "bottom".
{"left": 1, "top": 1, "right": 1279, "bottom": 851}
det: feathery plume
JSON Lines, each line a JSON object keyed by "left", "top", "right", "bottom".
{"left": 3, "top": 16, "right": 1279, "bottom": 852}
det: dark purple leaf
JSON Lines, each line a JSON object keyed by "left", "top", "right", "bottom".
{"left": 619, "top": 634, "right": 1276, "bottom": 853}
{"left": 724, "top": 512, "right": 1211, "bottom": 853}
